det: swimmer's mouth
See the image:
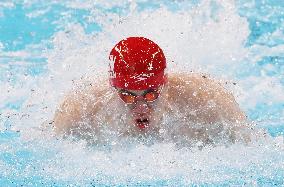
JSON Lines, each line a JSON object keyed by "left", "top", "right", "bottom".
{"left": 135, "top": 118, "right": 149, "bottom": 129}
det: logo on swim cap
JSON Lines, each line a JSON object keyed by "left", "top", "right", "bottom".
{"left": 109, "top": 37, "right": 167, "bottom": 90}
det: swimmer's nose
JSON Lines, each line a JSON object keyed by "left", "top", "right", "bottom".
{"left": 132, "top": 101, "right": 150, "bottom": 115}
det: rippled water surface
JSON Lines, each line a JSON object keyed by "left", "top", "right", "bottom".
{"left": 0, "top": 0, "right": 283, "bottom": 186}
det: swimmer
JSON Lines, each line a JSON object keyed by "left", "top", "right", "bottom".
{"left": 53, "top": 37, "right": 252, "bottom": 145}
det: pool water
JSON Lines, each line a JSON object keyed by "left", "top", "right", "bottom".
{"left": 0, "top": 0, "right": 283, "bottom": 186}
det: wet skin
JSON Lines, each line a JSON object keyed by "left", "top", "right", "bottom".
{"left": 53, "top": 73, "right": 252, "bottom": 144}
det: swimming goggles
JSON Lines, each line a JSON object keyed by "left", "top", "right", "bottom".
{"left": 117, "top": 88, "right": 162, "bottom": 104}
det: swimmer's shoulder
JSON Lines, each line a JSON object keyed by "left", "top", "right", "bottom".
{"left": 58, "top": 78, "right": 110, "bottom": 111}
{"left": 53, "top": 77, "right": 113, "bottom": 134}
{"left": 167, "top": 72, "right": 236, "bottom": 99}
{"left": 167, "top": 72, "right": 221, "bottom": 101}
{"left": 167, "top": 72, "right": 246, "bottom": 122}
{"left": 167, "top": 72, "right": 223, "bottom": 90}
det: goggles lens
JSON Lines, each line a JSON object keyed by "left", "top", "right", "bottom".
{"left": 119, "top": 92, "right": 136, "bottom": 104}
{"left": 144, "top": 91, "right": 159, "bottom": 102}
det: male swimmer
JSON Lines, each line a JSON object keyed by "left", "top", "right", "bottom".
{"left": 54, "top": 37, "right": 251, "bottom": 145}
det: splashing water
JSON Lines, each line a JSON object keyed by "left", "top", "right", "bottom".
{"left": 0, "top": 0, "right": 283, "bottom": 186}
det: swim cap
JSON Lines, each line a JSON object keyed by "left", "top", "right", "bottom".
{"left": 109, "top": 37, "right": 167, "bottom": 90}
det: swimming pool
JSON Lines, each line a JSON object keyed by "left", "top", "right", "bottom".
{"left": 0, "top": 0, "right": 283, "bottom": 186}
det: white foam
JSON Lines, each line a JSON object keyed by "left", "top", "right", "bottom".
{"left": 14, "top": 129, "right": 284, "bottom": 185}
{"left": 0, "top": 2, "right": 14, "bottom": 8}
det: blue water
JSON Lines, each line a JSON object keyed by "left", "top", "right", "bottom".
{"left": 0, "top": 0, "right": 284, "bottom": 186}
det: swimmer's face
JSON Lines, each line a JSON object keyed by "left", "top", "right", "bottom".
{"left": 116, "top": 86, "right": 165, "bottom": 130}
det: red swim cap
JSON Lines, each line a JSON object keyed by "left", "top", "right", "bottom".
{"left": 109, "top": 37, "right": 167, "bottom": 90}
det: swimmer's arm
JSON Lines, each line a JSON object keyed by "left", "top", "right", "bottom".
{"left": 168, "top": 73, "right": 246, "bottom": 123}
{"left": 203, "top": 78, "right": 252, "bottom": 143}
{"left": 193, "top": 75, "right": 246, "bottom": 123}
{"left": 53, "top": 84, "right": 110, "bottom": 135}
{"left": 169, "top": 73, "right": 251, "bottom": 143}
{"left": 213, "top": 84, "right": 246, "bottom": 123}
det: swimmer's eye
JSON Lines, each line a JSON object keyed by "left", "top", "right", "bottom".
{"left": 119, "top": 92, "right": 136, "bottom": 104}
{"left": 144, "top": 91, "right": 159, "bottom": 102}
